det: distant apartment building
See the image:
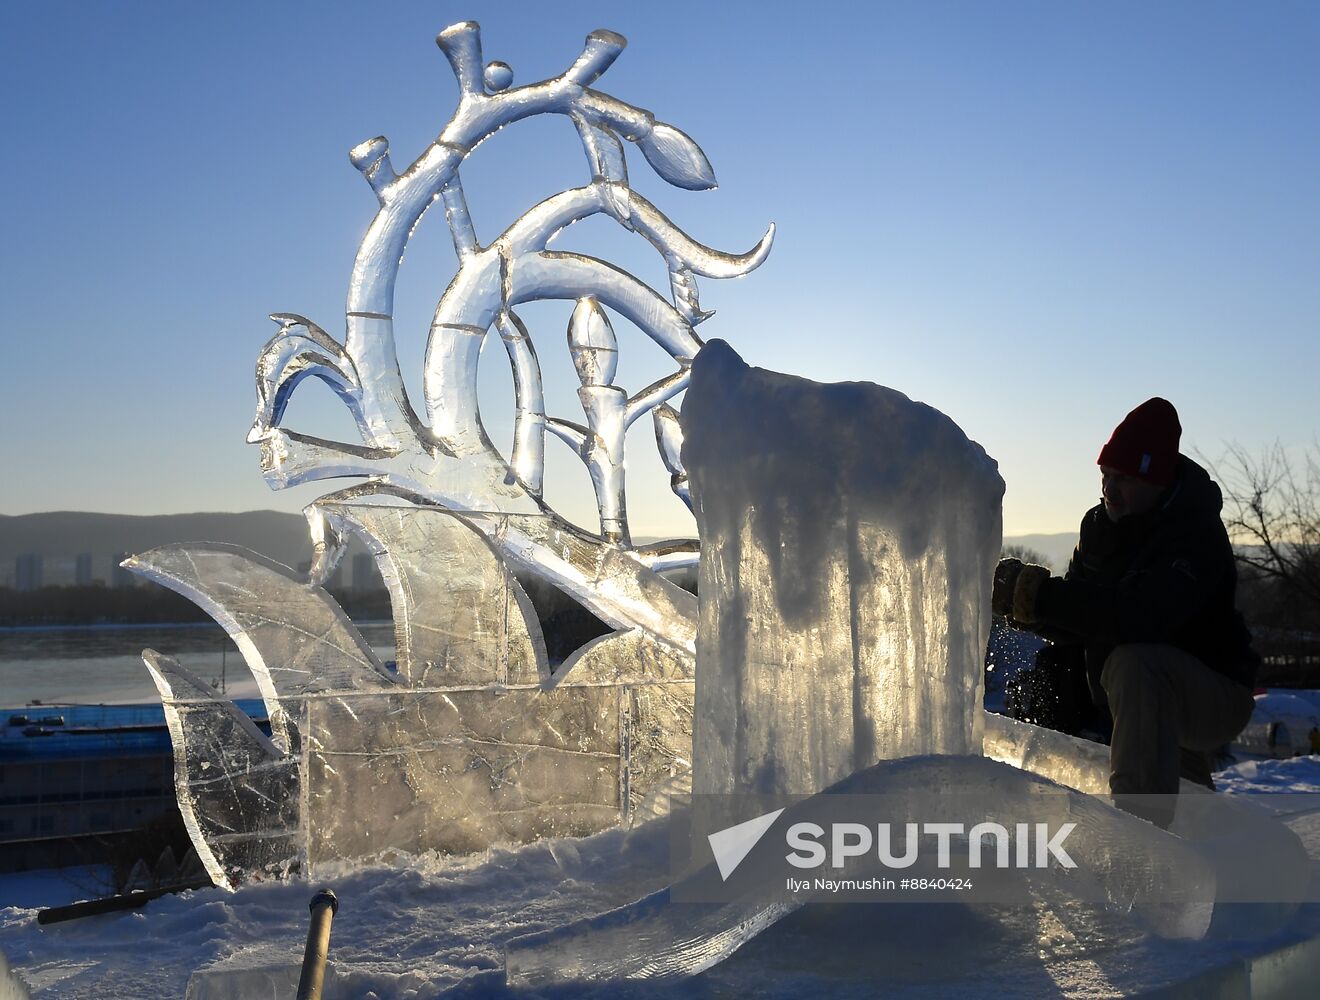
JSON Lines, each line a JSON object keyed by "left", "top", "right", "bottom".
{"left": 296, "top": 559, "right": 343, "bottom": 589}
{"left": 111, "top": 552, "right": 136, "bottom": 588}
{"left": 14, "top": 553, "right": 43, "bottom": 591}
{"left": 75, "top": 552, "right": 94, "bottom": 586}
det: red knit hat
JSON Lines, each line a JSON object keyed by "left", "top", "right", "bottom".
{"left": 1097, "top": 397, "right": 1182, "bottom": 486}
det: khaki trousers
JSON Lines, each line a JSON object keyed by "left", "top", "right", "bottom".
{"left": 1101, "top": 643, "right": 1255, "bottom": 825}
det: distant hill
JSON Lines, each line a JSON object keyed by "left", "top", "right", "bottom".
{"left": 0, "top": 511, "right": 311, "bottom": 585}
{"left": 0, "top": 510, "right": 1082, "bottom": 584}
{"left": 1001, "top": 532, "right": 1078, "bottom": 574}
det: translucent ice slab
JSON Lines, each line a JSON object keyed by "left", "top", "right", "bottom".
{"left": 982, "top": 709, "right": 1114, "bottom": 795}
{"left": 309, "top": 502, "right": 548, "bottom": 687}
{"left": 983, "top": 709, "right": 1222, "bottom": 796}
{"left": 125, "top": 543, "right": 395, "bottom": 752}
{"left": 684, "top": 341, "right": 1005, "bottom": 797}
{"left": 143, "top": 650, "right": 301, "bottom": 889}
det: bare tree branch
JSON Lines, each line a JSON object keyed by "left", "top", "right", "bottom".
{"left": 1206, "top": 441, "right": 1320, "bottom": 621}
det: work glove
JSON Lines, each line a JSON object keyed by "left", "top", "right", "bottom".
{"left": 992, "top": 558, "right": 1051, "bottom": 625}
{"left": 992, "top": 558, "right": 1023, "bottom": 616}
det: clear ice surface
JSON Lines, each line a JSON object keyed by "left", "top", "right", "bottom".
{"left": 125, "top": 543, "right": 395, "bottom": 753}
{"left": 309, "top": 502, "right": 548, "bottom": 687}
{"left": 503, "top": 756, "right": 1218, "bottom": 986}
{"left": 683, "top": 340, "right": 1005, "bottom": 796}
{"left": 984, "top": 711, "right": 1311, "bottom": 918}
{"left": 983, "top": 709, "right": 1119, "bottom": 796}
{"left": 983, "top": 710, "right": 1227, "bottom": 797}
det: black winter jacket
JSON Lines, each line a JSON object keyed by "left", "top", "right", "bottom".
{"left": 1030, "top": 455, "right": 1258, "bottom": 707}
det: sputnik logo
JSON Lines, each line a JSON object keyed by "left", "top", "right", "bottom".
{"left": 708, "top": 808, "right": 1079, "bottom": 878}
{"left": 708, "top": 808, "right": 786, "bottom": 881}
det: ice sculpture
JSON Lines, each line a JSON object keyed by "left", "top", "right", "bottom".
{"left": 983, "top": 710, "right": 1311, "bottom": 919}
{"left": 132, "top": 515, "right": 701, "bottom": 887}
{"left": 125, "top": 18, "right": 1306, "bottom": 989}
{"left": 128, "top": 20, "right": 769, "bottom": 885}
{"left": 684, "top": 340, "right": 1004, "bottom": 796}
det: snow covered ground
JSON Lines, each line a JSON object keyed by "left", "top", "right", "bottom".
{"left": 1218, "top": 755, "right": 1320, "bottom": 795}
{"left": 3, "top": 755, "right": 1319, "bottom": 999}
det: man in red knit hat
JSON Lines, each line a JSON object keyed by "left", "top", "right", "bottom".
{"left": 993, "top": 398, "right": 1258, "bottom": 827}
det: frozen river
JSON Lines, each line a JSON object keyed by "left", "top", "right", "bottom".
{"left": 0, "top": 622, "right": 397, "bottom": 707}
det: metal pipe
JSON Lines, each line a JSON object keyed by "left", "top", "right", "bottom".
{"left": 37, "top": 879, "right": 212, "bottom": 925}
{"left": 295, "top": 889, "right": 338, "bottom": 1000}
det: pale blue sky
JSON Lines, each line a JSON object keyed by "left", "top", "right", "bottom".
{"left": 3, "top": 1, "right": 1317, "bottom": 537}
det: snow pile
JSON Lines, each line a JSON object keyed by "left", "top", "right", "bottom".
{"left": 1234, "top": 691, "right": 1320, "bottom": 758}
{"left": 1217, "top": 754, "right": 1320, "bottom": 795}
{"left": 1, "top": 823, "right": 675, "bottom": 1000}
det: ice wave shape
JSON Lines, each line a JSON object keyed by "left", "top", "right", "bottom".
{"left": 130, "top": 512, "right": 697, "bottom": 888}
{"left": 128, "top": 19, "right": 770, "bottom": 884}
{"left": 984, "top": 710, "right": 1311, "bottom": 927}
{"left": 142, "top": 649, "right": 301, "bottom": 887}
{"left": 683, "top": 340, "right": 1005, "bottom": 797}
